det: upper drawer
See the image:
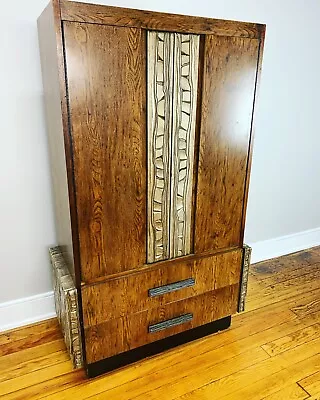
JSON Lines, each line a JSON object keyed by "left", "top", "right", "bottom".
{"left": 82, "top": 249, "right": 242, "bottom": 327}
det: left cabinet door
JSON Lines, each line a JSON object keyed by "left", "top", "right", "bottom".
{"left": 63, "top": 22, "right": 147, "bottom": 282}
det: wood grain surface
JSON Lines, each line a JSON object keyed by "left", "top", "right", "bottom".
{"left": 37, "top": 0, "right": 76, "bottom": 280}
{"left": 195, "top": 35, "right": 259, "bottom": 254}
{"left": 60, "top": 0, "right": 264, "bottom": 39}
{"left": 84, "top": 284, "right": 239, "bottom": 362}
{"left": 240, "top": 28, "right": 266, "bottom": 244}
{"left": 63, "top": 22, "right": 147, "bottom": 282}
{"left": 81, "top": 249, "right": 242, "bottom": 326}
{"left": 1, "top": 247, "right": 320, "bottom": 399}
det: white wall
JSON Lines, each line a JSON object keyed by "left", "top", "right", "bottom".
{"left": 1, "top": 0, "right": 320, "bottom": 329}
{"left": 0, "top": 0, "right": 56, "bottom": 304}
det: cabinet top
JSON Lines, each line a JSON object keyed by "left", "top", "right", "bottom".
{"left": 56, "top": 0, "right": 265, "bottom": 39}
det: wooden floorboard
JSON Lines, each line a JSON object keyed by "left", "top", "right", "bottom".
{"left": 0, "top": 246, "right": 320, "bottom": 399}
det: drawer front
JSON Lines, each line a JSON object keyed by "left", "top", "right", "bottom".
{"left": 85, "top": 284, "right": 239, "bottom": 363}
{"left": 82, "top": 249, "right": 242, "bottom": 327}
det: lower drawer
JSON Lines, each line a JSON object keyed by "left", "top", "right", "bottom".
{"left": 82, "top": 249, "right": 242, "bottom": 326}
{"left": 84, "top": 284, "right": 239, "bottom": 363}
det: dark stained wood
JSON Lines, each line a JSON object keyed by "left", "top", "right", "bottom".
{"left": 190, "top": 34, "right": 206, "bottom": 254}
{"left": 63, "top": 22, "right": 147, "bottom": 282}
{"left": 3, "top": 248, "right": 320, "bottom": 397}
{"left": 86, "top": 317, "right": 231, "bottom": 377}
{"left": 81, "top": 249, "right": 242, "bottom": 326}
{"left": 38, "top": 0, "right": 266, "bottom": 377}
{"left": 81, "top": 245, "right": 240, "bottom": 285}
{"left": 38, "top": 0, "right": 79, "bottom": 281}
{"left": 195, "top": 35, "right": 259, "bottom": 254}
{"left": 240, "top": 27, "right": 266, "bottom": 244}
{"left": 85, "top": 284, "right": 239, "bottom": 363}
{"left": 60, "top": 0, "right": 264, "bottom": 39}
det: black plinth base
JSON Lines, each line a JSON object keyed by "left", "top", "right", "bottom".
{"left": 86, "top": 315, "right": 231, "bottom": 378}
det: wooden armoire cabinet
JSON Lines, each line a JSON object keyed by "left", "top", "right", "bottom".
{"left": 38, "top": 0, "right": 265, "bottom": 377}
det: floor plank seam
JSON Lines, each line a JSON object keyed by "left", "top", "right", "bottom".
{"left": 1, "top": 246, "right": 320, "bottom": 398}
{"left": 297, "top": 381, "right": 312, "bottom": 398}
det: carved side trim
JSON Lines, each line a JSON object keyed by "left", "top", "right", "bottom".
{"left": 49, "top": 246, "right": 83, "bottom": 368}
{"left": 147, "top": 31, "right": 174, "bottom": 263}
{"left": 170, "top": 33, "right": 199, "bottom": 258}
{"left": 238, "top": 244, "right": 252, "bottom": 313}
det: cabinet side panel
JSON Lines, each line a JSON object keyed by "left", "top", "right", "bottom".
{"left": 195, "top": 35, "right": 259, "bottom": 254}
{"left": 38, "top": 2, "right": 75, "bottom": 278}
{"left": 63, "top": 22, "right": 147, "bottom": 282}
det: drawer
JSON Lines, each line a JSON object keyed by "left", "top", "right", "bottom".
{"left": 85, "top": 284, "right": 239, "bottom": 363}
{"left": 82, "top": 249, "right": 242, "bottom": 327}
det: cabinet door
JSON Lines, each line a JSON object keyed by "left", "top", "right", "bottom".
{"left": 63, "top": 22, "right": 147, "bottom": 282}
{"left": 195, "top": 35, "right": 259, "bottom": 254}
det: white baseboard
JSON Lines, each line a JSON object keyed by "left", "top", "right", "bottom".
{"left": 248, "top": 227, "right": 320, "bottom": 264}
{"left": 0, "top": 291, "right": 56, "bottom": 332}
{"left": 1, "top": 227, "right": 320, "bottom": 332}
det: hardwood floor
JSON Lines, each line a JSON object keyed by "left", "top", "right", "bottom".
{"left": 1, "top": 247, "right": 320, "bottom": 400}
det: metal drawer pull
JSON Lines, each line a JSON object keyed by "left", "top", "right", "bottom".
{"left": 148, "top": 278, "right": 195, "bottom": 298}
{"left": 148, "top": 313, "right": 193, "bottom": 333}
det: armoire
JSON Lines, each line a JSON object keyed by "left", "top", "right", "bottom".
{"left": 38, "top": 0, "right": 265, "bottom": 377}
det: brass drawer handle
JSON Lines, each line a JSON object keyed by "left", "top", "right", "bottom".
{"left": 148, "top": 313, "right": 193, "bottom": 333}
{"left": 148, "top": 278, "right": 195, "bottom": 297}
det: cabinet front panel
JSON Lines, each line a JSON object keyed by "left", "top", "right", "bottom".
{"left": 85, "top": 284, "right": 239, "bottom": 363}
{"left": 63, "top": 22, "right": 147, "bottom": 281}
{"left": 82, "top": 248, "right": 242, "bottom": 326}
{"left": 195, "top": 35, "right": 259, "bottom": 254}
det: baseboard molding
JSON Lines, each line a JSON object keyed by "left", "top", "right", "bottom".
{"left": 1, "top": 227, "right": 320, "bottom": 332}
{"left": 248, "top": 227, "right": 320, "bottom": 264}
{"left": 0, "top": 291, "right": 56, "bottom": 332}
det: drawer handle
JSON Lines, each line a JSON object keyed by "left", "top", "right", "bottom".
{"left": 148, "top": 313, "right": 193, "bottom": 333}
{"left": 148, "top": 278, "right": 195, "bottom": 297}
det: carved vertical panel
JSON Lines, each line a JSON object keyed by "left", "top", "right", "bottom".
{"left": 147, "top": 32, "right": 174, "bottom": 263}
{"left": 147, "top": 31, "right": 199, "bottom": 263}
{"left": 170, "top": 33, "right": 199, "bottom": 258}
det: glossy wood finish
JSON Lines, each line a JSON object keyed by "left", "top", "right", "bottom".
{"left": 81, "top": 249, "right": 242, "bottom": 326}
{"left": 63, "top": 22, "right": 147, "bottom": 282}
{"left": 38, "top": 0, "right": 266, "bottom": 377}
{"left": 37, "top": 0, "right": 76, "bottom": 280}
{"left": 195, "top": 35, "right": 259, "bottom": 254}
{"left": 60, "top": 0, "right": 264, "bottom": 39}
{"left": 84, "top": 284, "right": 239, "bottom": 362}
{"left": 2, "top": 247, "right": 320, "bottom": 399}
{"left": 86, "top": 317, "right": 231, "bottom": 378}
{"left": 240, "top": 27, "right": 266, "bottom": 244}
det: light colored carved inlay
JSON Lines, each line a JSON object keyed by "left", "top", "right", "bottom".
{"left": 170, "top": 33, "right": 199, "bottom": 258}
{"left": 238, "top": 244, "right": 252, "bottom": 313}
{"left": 147, "top": 32, "right": 173, "bottom": 262}
{"left": 147, "top": 31, "right": 199, "bottom": 263}
{"left": 49, "top": 247, "right": 83, "bottom": 369}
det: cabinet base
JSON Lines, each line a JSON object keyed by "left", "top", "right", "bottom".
{"left": 86, "top": 315, "right": 231, "bottom": 378}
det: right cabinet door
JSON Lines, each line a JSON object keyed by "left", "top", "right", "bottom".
{"left": 195, "top": 35, "right": 259, "bottom": 254}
